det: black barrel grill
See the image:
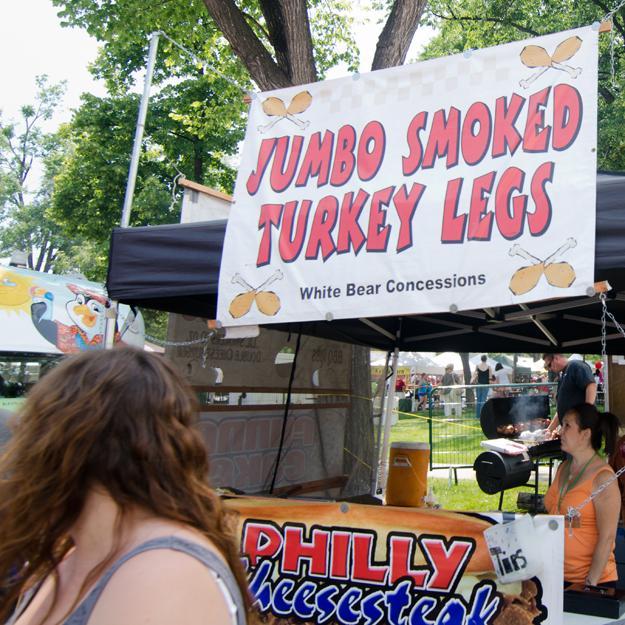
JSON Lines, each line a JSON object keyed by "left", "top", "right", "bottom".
{"left": 473, "top": 395, "right": 563, "bottom": 510}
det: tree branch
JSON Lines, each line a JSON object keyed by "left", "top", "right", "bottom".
{"left": 43, "top": 244, "right": 56, "bottom": 273}
{"left": 430, "top": 10, "right": 541, "bottom": 37}
{"left": 240, "top": 11, "right": 271, "bottom": 44}
{"left": 34, "top": 239, "right": 48, "bottom": 272}
{"left": 167, "top": 129, "right": 196, "bottom": 144}
{"left": 202, "top": 0, "right": 292, "bottom": 90}
{"left": 372, "top": 0, "right": 428, "bottom": 70}
{"left": 599, "top": 84, "right": 615, "bottom": 103}
{"left": 259, "top": 0, "right": 290, "bottom": 78}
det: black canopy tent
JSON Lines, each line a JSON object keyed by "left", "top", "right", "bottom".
{"left": 107, "top": 172, "right": 625, "bottom": 354}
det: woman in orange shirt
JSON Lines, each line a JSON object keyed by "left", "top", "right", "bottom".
{"left": 545, "top": 403, "right": 620, "bottom": 586}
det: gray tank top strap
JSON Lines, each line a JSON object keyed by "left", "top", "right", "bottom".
{"left": 66, "top": 536, "right": 246, "bottom": 625}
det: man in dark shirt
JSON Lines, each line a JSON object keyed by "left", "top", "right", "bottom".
{"left": 543, "top": 353, "right": 596, "bottom": 436}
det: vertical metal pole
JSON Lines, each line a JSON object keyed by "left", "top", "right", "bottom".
{"left": 428, "top": 390, "right": 433, "bottom": 470}
{"left": 371, "top": 351, "right": 391, "bottom": 495}
{"left": 120, "top": 32, "right": 160, "bottom": 228}
{"left": 105, "top": 32, "right": 160, "bottom": 349}
{"left": 378, "top": 346, "right": 400, "bottom": 495}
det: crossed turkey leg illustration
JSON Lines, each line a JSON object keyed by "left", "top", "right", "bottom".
{"left": 229, "top": 270, "right": 284, "bottom": 318}
{"left": 257, "top": 91, "right": 313, "bottom": 133}
{"left": 508, "top": 238, "right": 577, "bottom": 295}
{"left": 519, "top": 36, "right": 582, "bottom": 89}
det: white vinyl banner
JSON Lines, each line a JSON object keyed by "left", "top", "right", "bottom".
{"left": 218, "top": 27, "right": 598, "bottom": 327}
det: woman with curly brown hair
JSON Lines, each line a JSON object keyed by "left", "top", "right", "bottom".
{"left": 0, "top": 346, "right": 251, "bottom": 625}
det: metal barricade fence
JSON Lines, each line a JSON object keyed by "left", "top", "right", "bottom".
{"left": 391, "top": 382, "right": 566, "bottom": 472}
{"left": 388, "top": 379, "right": 605, "bottom": 480}
{"left": 427, "top": 382, "right": 561, "bottom": 471}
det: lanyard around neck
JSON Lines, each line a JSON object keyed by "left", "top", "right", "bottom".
{"left": 558, "top": 453, "right": 597, "bottom": 513}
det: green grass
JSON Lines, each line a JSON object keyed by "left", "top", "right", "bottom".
{"left": 425, "top": 477, "right": 545, "bottom": 513}
{"left": 389, "top": 409, "right": 550, "bottom": 513}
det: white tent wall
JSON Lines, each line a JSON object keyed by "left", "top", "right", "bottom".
{"left": 371, "top": 351, "right": 444, "bottom": 376}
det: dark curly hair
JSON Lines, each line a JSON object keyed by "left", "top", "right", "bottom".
{"left": 0, "top": 346, "right": 252, "bottom": 622}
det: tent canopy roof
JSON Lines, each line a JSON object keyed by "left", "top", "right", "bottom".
{"left": 107, "top": 172, "right": 625, "bottom": 354}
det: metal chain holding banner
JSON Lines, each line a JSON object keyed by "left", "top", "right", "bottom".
{"left": 144, "top": 332, "right": 215, "bottom": 368}
{"left": 601, "top": 292, "right": 610, "bottom": 409}
{"left": 599, "top": 290, "right": 625, "bottom": 408}
{"left": 168, "top": 170, "right": 183, "bottom": 213}
{"left": 566, "top": 464, "right": 625, "bottom": 534}
{"left": 562, "top": 293, "right": 625, "bottom": 531}
{"left": 602, "top": 0, "right": 625, "bottom": 88}
{"left": 156, "top": 31, "right": 253, "bottom": 99}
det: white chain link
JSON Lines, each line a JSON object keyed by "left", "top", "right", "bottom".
{"left": 563, "top": 294, "right": 625, "bottom": 528}
{"left": 600, "top": 292, "right": 625, "bottom": 340}
{"left": 168, "top": 171, "right": 183, "bottom": 213}
{"left": 567, "top": 464, "right": 625, "bottom": 529}
{"left": 144, "top": 333, "right": 214, "bottom": 347}
{"left": 602, "top": 0, "right": 625, "bottom": 89}
{"left": 144, "top": 332, "right": 215, "bottom": 368}
{"left": 154, "top": 31, "right": 254, "bottom": 98}
{"left": 604, "top": 0, "right": 625, "bottom": 21}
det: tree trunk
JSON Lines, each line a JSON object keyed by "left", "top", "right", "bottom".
{"left": 43, "top": 245, "right": 56, "bottom": 273}
{"left": 202, "top": 0, "right": 292, "bottom": 91}
{"left": 204, "top": 1, "right": 426, "bottom": 90}
{"left": 343, "top": 345, "right": 374, "bottom": 497}
{"left": 194, "top": 146, "right": 203, "bottom": 184}
{"left": 34, "top": 242, "right": 46, "bottom": 272}
{"left": 277, "top": 0, "right": 317, "bottom": 84}
{"left": 259, "top": 0, "right": 316, "bottom": 84}
{"left": 372, "top": 0, "right": 428, "bottom": 70}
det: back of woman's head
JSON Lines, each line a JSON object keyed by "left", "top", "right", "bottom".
{"left": 495, "top": 363, "right": 503, "bottom": 371}
{"left": 0, "top": 346, "right": 251, "bottom": 618}
{"left": 6, "top": 346, "right": 204, "bottom": 512}
{"left": 567, "top": 403, "right": 620, "bottom": 455}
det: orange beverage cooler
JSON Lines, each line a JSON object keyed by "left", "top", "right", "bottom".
{"left": 385, "top": 442, "right": 430, "bottom": 507}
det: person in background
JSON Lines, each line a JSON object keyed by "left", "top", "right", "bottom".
{"left": 544, "top": 403, "right": 620, "bottom": 587}
{"left": 492, "top": 363, "right": 511, "bottom": 397}
{"left": 543, "top": 353, "right": 596, "bottom": 438}
{"left": 594, "top": 363, "right": 604, "bottom": 388}
{"left": 395, "top": 376, "right": 406, "bottom": 393}
{"left": 0, "top": 347, "right": 251, "bottom": 625}
{"left": 471, "top": 355, "right": 491, "bottom": 418}
{"left": 416, "top": 373, "right": 431, "bottom": 411}
{"left": 441, "top": 364, "right": 461, "bottom": 417}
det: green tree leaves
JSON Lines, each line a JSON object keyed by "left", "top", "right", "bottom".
{"left": 0, "top": 76, "right": 69, "bottom": 272}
